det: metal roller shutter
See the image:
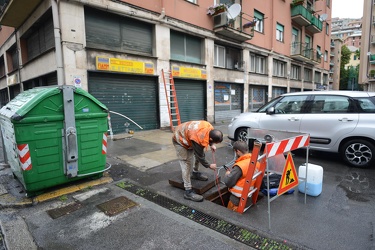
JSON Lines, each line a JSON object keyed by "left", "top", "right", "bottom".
{"left": 46, "top": 73, "right": 57, "bottom": 86}
{"left": 88, "top": 72, "right": 159, "bottom": 134}
{"left": 85, "top": 7, "right": 153, "bottom": 56}
{"left": 214, "top": 82, "right": 243, "bottom": 123}
{"left": 174, "top": 79, "right": 206, "bottom": 122}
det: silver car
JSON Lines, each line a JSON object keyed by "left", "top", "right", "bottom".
{"left": 227, "top": 91, "right": 375, "bottom": 168}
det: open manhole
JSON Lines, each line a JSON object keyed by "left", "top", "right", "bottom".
{"left": 47, "top": 202, "right": 83, "bottom": 219}
{"left": 97, "top": 196, "right": 137, "bottom": 216}
{"left": 168, "top": 175, "right": 253, "bottom": 209}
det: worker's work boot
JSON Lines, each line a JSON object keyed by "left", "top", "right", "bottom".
{"left": 191, "top": 171, "right": 208, "bottom": 181}
{"left": 184, "top": 189, "right": 204, "bottom": 202}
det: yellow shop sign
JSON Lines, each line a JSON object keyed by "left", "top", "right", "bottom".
{"left": 172, "top": 66, "right": 207, "bottom": 79}
{"left": 96, "top": 57, "right": 154, "bottom": 75}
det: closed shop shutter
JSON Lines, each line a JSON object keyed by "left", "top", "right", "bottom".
{"left": 214, "top": 82, "right": 243, "bottom": 123}
{"left": 249, "top": 86, "right": 267, "bottom": 111}
{"left": 174, "top": 79, "right": 206, "bottom": 122}
{"left": 88, "top": 72, "right": 159, "bottom": 134}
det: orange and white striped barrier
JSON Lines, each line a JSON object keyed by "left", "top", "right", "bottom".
{"left": 266, "top": 134, "right": 310, "bottom": 157}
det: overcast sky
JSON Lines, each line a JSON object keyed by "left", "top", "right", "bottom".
{"left": 331, "top": 0, "right": 363, "bottom": 18}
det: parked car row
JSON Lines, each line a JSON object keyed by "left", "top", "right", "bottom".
{"left": 228, "top": 91, "right": 375, "bottom": 168}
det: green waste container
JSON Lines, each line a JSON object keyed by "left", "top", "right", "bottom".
{"left": 0, "top": 86, "right": 109, "bottom": 196}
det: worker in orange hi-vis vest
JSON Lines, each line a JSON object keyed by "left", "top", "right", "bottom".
{"left": 172, "top": 120, "right": 223, "bottom": 202}
{"left": 223, "top": 140, "right": 260, "bottom": 211}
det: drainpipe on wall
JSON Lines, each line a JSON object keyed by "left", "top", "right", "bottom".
{"left": 15, "top": 30, "right": 23, "bottom": 93}
{"left": 159, "top": 0, "right": 165, "bottom": 20}
{"left": 51, "top": 0, "right": 65, "bottom": 85}
{"left": 159, "top": 7, "right": 165, "bottom": 20}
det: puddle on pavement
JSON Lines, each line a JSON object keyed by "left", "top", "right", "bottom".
{"left": 339, "top": 171, "right": 371, "bottom": 202}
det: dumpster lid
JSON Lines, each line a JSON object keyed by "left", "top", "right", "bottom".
{"left": 0, "top": 86, "right": 108, "bottom": 121}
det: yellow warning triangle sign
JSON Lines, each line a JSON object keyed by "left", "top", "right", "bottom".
{"left": 277, "top": 152, "right": 299, "bottom": 196}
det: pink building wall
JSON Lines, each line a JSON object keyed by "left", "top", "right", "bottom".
{"left": 121, "top": 0, "right": 331, "bottom": 73}
{"left": 0, "top": 26, "right": 14, "bottom": 45}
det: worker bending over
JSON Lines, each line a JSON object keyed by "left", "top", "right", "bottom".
{"left": 172, "top": 120, "right": 223, "bottom": 202}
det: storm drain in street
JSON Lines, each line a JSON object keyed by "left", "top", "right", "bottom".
{"left": 116, "top": 181, "right": 294, "bottom": 250}
{"left": 47, "top": 202, "right": 83, "bottom": 219}
{"left": 97, "top": 196, "right": 138, "bottom": 217}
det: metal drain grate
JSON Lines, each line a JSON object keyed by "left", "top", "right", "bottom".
{"left": 47, "top": 202, "right": 83, "bottom": 219}
{"left": 97, "top": 196, "right": 137, "bottom": 216}
{"left": 116, "top": 181, "right": 295, "bottom": 250}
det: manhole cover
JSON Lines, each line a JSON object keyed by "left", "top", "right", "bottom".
{"left": 97, "top": 196, "right": 137, "bottom": 216}
{"left": 47, "top": 202, "right": 83, "bottom": 219}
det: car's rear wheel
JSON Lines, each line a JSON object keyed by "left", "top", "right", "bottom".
{"left": 340, "top": 139, "right": 375, "bottom": 168}
{"left": 235, "top": 128, "right": 248, "bottom": 142}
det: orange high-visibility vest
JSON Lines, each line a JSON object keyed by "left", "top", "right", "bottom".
{"left": 229, "top": 153, "right": 260, "bottom": 198}
{"left": 173, "top": 121, "right": 213, "bottom": 149}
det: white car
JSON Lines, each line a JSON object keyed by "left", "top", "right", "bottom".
{"left": 228, "top": 91, "right": 375, "bottom": 168}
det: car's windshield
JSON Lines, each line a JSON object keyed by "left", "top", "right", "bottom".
{"left": 257, "top": 96, "right": 282, "bottom": 112}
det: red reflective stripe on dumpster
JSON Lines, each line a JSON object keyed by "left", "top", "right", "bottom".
{"left": 17, "top": 144, "right": 32, "bottom": 171}
{"left": 102, "top": 133, "right": 107, "bottom": 154}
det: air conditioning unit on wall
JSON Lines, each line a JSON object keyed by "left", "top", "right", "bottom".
{"left": 213, "top": 12, "right": 228, "bottom": 28}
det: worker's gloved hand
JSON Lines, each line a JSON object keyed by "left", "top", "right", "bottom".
{"left": 210, "top": 145, "right": 217, "bottom": 152}
{"left": 209, "top": 164, "right": 217, "bottom": 170}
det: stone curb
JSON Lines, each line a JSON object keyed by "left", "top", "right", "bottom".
{"left": 0, "top": 176, "right": 114, "bottom": 208}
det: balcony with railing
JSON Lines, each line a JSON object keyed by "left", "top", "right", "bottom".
{"left": 290, "top": 4, "right": 322, "bottom": 34}
{"left": 0, "top": 0, "right": 43, "bottom": 28}
{"left": 306, "top": 15, "right": 323, "bottom": 33}
{"left": 290, "top": 42, "right": 321, "bottom": 64}
{"left": 370, "top": 54, "right": 375, "bottom": 64}
{"left": 211, "top": 11, "right": 254, "bottom": 42}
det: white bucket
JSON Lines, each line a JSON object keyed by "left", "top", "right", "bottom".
{"left": 298, "top": 163, "right": 323, "bottom": 196}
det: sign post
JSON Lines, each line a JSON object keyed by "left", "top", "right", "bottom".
{"left": 244, "top": 129, "right": 310, "bottom": 230}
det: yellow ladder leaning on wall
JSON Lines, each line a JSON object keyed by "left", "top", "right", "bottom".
{"left": 161, "top": 69, "right": 181, "bottom": 131}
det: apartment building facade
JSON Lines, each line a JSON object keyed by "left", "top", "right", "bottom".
{"left": 0, "top": 0, "right": 332, "bottom": 133}
{"left": 345, "top": 32, "right": 362, "bottom": 48}
{"left": 359, "top": 0, "right": 375, "bottom": 91}
{"left": 331, "top": 17, "right": 362, "bottom": 42}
